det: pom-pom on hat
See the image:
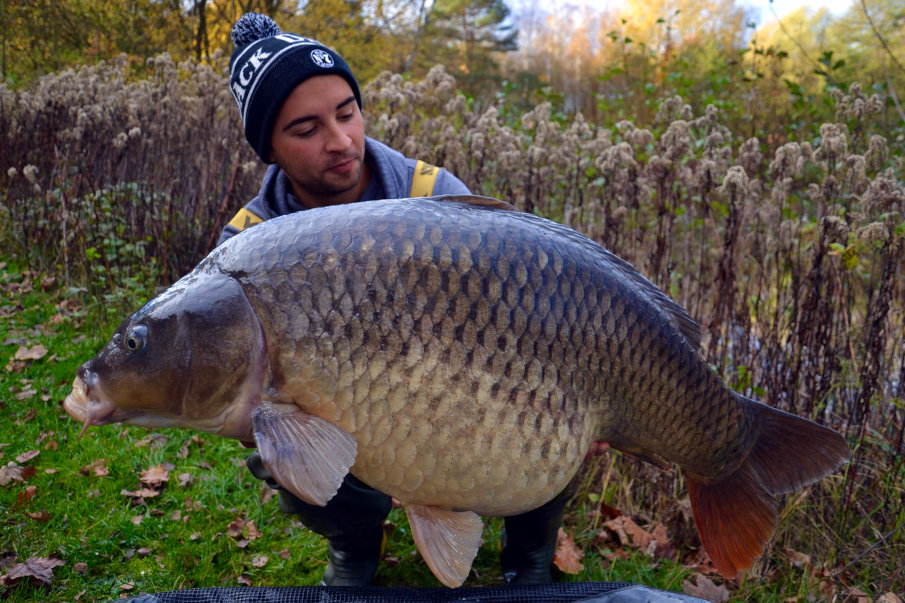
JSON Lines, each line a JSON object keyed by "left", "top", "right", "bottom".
{"left": 228, "top": 13, "right": 362, "bottom": 163}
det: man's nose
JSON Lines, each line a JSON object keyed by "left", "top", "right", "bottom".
{"left": 324, "top": 121, "right": 352, "bottom": 153}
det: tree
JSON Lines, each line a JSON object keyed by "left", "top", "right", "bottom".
{"left": 416, "top": 0, "right": 518, "bottom": 95}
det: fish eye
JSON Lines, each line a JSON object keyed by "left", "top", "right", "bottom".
{"left": 125, "top": 324, "right": 148, "bottom": 353}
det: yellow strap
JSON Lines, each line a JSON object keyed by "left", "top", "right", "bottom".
{"left": 410, "top": 160, "right": 439, "bottom": 198}
{"left": 226, "top": 207, "right": 264, "bottom": 232}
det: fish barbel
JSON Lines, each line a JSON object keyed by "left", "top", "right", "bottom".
{"left": 64, "top": 195, "right": 849, "bottom": 586}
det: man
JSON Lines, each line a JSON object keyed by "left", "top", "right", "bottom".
{"left": 222, "top": 12, "right": 571, "bottom": 588}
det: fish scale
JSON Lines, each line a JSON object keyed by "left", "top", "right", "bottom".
{"left": 64, "top": 195, "right": 849, "bottom": 587}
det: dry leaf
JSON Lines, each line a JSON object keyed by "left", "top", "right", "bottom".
{"left": 14, "top": 345, "right": 48, "bottom": 361}
{"left": 73, "top": 562, "right": 88, "bottom": 575}
{"left": 251, "top": 555, "right": 269, "bottom": 568}
{"left": 0, "top": 462, "right": 24, "bottom": 485}
{"left": 844, "top": 587, "right": 872, "bottom": 602}
{"left": 121, "top": 487, "right": 161, "bottom": 500}
{"left": 140, "top": 464, "right": 170, "bottom": 488}
{"left": 15, "top": 485, "right": 37, "bottom": 506}
{"left": 785, "top": 548, "right": 812, "bottom": 568}
{"left": 227, "top": 517, "right": 261, "bottom": 539}
{"left": 177, "top": 472, "right": 194, "bottom": 487}
{"left": 81, "top": 458, "right": 109, "bottom": 477}
{"left": 552, "top": 527, "right": 584, "bottom": 574}
{"left": 131, "top": 515, "right": 143, "bottom": 526}
{"left": 26, "top": 510, "right": 51, "bottom": 522}
{"left": 15, "top": 450, "right": 39, "bottom": 464}
{"left": 0, "top": 557, "right": 65, "bottom": 586}
{"left": 878, "top": 594, "right": 903, "bottom": 603}
{"left": 237, "top": 575, "right": 252, "bottom": 586}
{"left": 683, "top": 573, "right": 730, "bottom": 603}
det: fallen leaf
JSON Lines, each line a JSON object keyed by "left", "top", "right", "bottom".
{"left": 14, "top": 389, "right": 37, "bottom": 401}
{"left": 40, "top": 276, "right": 56, "bottom": 290}
{"left": 14, "top": 344, "right": 48, "bottom": 361}
{"left": 121, "top": 487, "right": 161, "bottom": 500}
{"left": 81, "top": 458, "right": 109, "bottom": 477}
{"left": 785, "top": 548, "right": 811, "bottom": 569}
{"left": 251, "top": 555, "right": 269, "bottom": 568}
{"left": 131, "top": 515, "right": 143, "bottom": 526}
{"left": 0, "top": 462, "right": 24, "bottom": 485}
{"left": 237, "top": 575, "right": 252, "bottom": 586}
{"left": 134, "top": 433, "right": 168, "bottom": 449}
{"left": 119, "top": 581, "right": 135, "bottom": 591}
{"left": 553, "top": 527, "right": 584, "bottom": 574}
{"left": 844, "top": 587, "right": 872, "bottom": 602}
{"left": 0, "top": 557, "right": 65, "bottom": 586}
{"left": 26, "top": 510, "right": 51, "bottom": 522}
{"left": 878, "top": 594, "right": 903, "bottom": 603}
{"left": 228, "top": 517, "right": 263, "bottom": 539}
{"left": 177, "top": 472, "right": 194, "bottom": 487}
{"left": 140, "top": 464, "right": 170, "bottom": 488}
{"left": 73, "top": 562, "right": 88, "bottom": 575}
{"left": 15, "top": 450, "right": 39, "bottom": 464}
{"left": 15, "top": 485, "right": 37, "bottom": 506}
{"left": 683, "top": 573, "right": 730, "bottom": 603}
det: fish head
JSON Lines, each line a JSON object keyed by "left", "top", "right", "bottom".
{"left": 64, "top": 270, "right": 267, "bottom": 440}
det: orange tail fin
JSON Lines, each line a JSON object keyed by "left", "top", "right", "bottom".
{"left": 686, "top": 399, "right": 850, "bottom": 578}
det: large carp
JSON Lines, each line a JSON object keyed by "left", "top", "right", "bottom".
{"left": 64, "top": 195, "right": 849, "bottom": 587}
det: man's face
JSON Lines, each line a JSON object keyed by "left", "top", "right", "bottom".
{"left": 269, "top": 75, "right": 368, "bottom": 208}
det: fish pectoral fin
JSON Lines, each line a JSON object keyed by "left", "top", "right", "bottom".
{"left": 405, "top": 504, "right": 483, "bottom": 588}
{"left": 252, "top": 403, "right": 357, "bottom": 506}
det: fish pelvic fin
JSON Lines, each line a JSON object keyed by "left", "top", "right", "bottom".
{"left": 405, "top": 504, "right": 483, "bottom": 588}
{"left": 687, "top": 399, "right": 850, "bottom": 579}
{"left": 252, "top": 402, "right": 357, "bottom": 506}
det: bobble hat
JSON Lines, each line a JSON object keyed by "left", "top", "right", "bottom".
{"left": 228, "top": 12, "right": 362, "bottom": 163}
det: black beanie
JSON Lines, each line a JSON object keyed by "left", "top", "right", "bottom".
{"left": 228, "top": 13, "right": 362, "bottom": 163}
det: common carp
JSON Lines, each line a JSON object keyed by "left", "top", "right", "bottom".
{"left": 64, "top": 195, "right": 849, "bottom": 587}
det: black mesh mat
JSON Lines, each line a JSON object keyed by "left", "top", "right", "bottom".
{"left": 125, "top": 582, "right": 709, "bottom": 602}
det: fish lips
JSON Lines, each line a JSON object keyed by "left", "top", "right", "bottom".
{"left": 64, "top": 372, "right": 139, "bottom": 437}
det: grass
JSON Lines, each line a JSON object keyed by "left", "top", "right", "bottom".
{"left": 0, "top": 257, "right": 698, "bottom": 601}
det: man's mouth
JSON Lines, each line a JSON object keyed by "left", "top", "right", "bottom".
{"left": 326, "top": 156, "right": 359, "bottom": 174}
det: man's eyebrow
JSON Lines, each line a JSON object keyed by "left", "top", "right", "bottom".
{"left": 281, "top": 96, "right": 357, "bottom": 132}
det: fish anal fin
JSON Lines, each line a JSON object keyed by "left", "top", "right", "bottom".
{"left": 687, "top": 398, "right": 850, "bottom": 578}
{"left": 252, "top": 402, "right": 357, "bottom": 506}
{"left": 405, "top": 504, "right": 483, "bottom": 587}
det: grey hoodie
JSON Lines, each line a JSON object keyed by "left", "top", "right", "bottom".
{"left": 218, "top": 137, "right": 470, "bottom": 246}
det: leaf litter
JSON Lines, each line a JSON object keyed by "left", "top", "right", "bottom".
{"left": 0, "top": 557, "right": 65, "bottom": 587}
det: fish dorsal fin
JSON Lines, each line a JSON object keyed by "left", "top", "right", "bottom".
{"left": 422, "top": 194, "right": 518, "bottom": 212}
{"left": 405, "top": 504, "right": 483, "bottom": 587}
{"left": 252, "top": 402, "right": 357, "bottom": 506}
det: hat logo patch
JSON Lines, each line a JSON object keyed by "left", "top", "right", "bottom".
{"left": 310, "top": 49, "right": 334, "bottom": 68}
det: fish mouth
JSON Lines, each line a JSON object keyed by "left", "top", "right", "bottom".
{"left": 63, "top": 373, "right": 136, "bottom": 438}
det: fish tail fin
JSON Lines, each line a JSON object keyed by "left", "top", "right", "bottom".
{"left": 686, "top": 398, "right": 850, "bottom": 578}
